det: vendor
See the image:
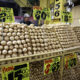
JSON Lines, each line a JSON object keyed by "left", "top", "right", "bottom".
{"left": 20, "top": 13, "right": 32, "bottom": 25}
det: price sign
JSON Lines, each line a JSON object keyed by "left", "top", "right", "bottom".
{"left": 0, "top": 7, "right": 14, "bottom": 23}
{"left": 64, "top": 53, "right": 77, "bottom": 69}
{"left": 44, "top": 59, "right": 53, "bottom": 75}
{"left": 42, "top": 8, "right": 51, "bottom": 21}
{"left": 33, "top": 6, "right": 51, "bottom": 21}
{"left": 61, "top": 12, "right": 72, "bottom": 23}
{"left": 33, "top": 6, "right": 42, "bottom": 20}
{"left": 54, "top": 0, "right": 61, "bottom": 19}
{"left": 52, "top": 57, "right": 60, "bottom": 72}
{"left": 44, "top": 57, "right": 60, "bottom": 75}
{"left": 2, "top": 63, "right": 29, "bottom": 80}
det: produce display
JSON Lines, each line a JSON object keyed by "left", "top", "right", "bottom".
{"left": 63, "top": 64, "right": 80, "bottom": 80}
{"left": 0, "top": 23, "right": 32, "bottom": 59}
{"left": 0, "top": 23, "right": 80, "bottom": 80}
{"left": 0, "top": 23, "right": 80, "bottom": 59}
{"left": 29, "top": 27, "right": 61, "bottom": 54}
{"left": 54, "top": 26, "right": 80, "bottom": 49}
{"left": 30, "top": 60, "right": 60, "bottom": 80}
{"left": 73, "top": 26, "right": 80, "bottom": 42}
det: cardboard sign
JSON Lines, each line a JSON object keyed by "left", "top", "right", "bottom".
{"left": 44, "top": 59, "right": 53, "bottom": 75}
{"left": 61, "top": 12, "right": 72, "bottom": 23}
{"left": 2, "top": 63, "right": 29, "bottom": 80}
{"left": 64, "top": 53, "right": 77, "bottom": 69}
{"left": 42, "top": 8, "right": 51, "bottom": 21}
{"left": 52, "top": 57, "right": 60, "bottom": 72}
{"left": 33, "top": 6, "right": 51, "bottom": 21}
{"left": 33, "top": 6, "right": 42, "bottom": 20}
{"left": 44, "top": 57, "right": 60, "bottom": 75}
{"left": 54, "top": 0, "right": 62, "bottom": 19}
{"left": 0, "top": 7, "right": 14, "bottom": 23}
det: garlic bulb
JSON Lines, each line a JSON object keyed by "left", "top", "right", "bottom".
{"left": 1, "top": 41, "right": 7, "bottom": 45}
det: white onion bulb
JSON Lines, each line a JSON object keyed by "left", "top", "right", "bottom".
{"left": 9, "top": 28, "right": 13, "bottom": 32}
{"left": 7, "top": 33, "right": 12, "bottom": 37}
{"left": 13, "top": 48, "right": 17, "bottom": 53}
{"left": 2, "top": 50, "right": 7, "bottom": 55}
{"left": 1, "top": 41, "right": 7, "bottom": 45}
{"left": 13, "top": 41, "right": 17, "bottom": 45}
{"left": 7, "top": 41, "right": 12, "bottom": 46}
{"left": 0, "top": 46, "right": 3, "bottom": 50}
{"left": 17, "top": 32, "right": 21, "bottom": 36}
{"left": 14, "top": 45, "right": 18, "bottom": 48}
{"left": 10, "top": 36, "right": 14, "bottom": 41}
{"left": 12, "top": 32, "right": 16, "bottom": 36}
{"left": 4, "top": 46, "right": 8, "bottom": 50}
{"left": 18, "top": 49, "right": 22, "bottom": 53}
{"left": 0, "top": 27, "right": 2, "bottom": 32}
{"left": 8, "top": 50, "right": 12, "bottom": 54}
{"left": 4, "top": 29, "right": 8, "bottom": 33}
{"left": 23, "top": 48, "right": 27, "bottom": 52}
{"left": 17, "top": 40, "right": 21, "bottom": 44}
{"left": 9, "top": 46, "right": 14, "bottom": 49}
{"left": 19, "top": 45, "right": 23, "bottom": 48}
{"left": 4, "top": 37, "right": 9, "bottom": 41}
{"left": 21, "top": 40, "right": 25, "bottom": 44}
{"left": 23, "top": 44, "right": 27, "bottom": 47}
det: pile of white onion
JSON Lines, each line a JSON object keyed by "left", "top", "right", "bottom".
{"left": 0, "top": 23, "right": 32, "bottom": 59}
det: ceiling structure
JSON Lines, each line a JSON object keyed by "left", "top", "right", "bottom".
{"left": 72, "top": 0, "right": 80, "bottom": 6}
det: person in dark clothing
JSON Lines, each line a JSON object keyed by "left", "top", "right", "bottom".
{"left": 20, "top": 13, "right": 32, "bottom": 25}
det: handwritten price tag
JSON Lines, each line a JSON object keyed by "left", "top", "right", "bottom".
{"left": 2, "top": 63, "right": 29, "bottom": 80}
